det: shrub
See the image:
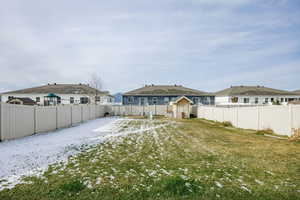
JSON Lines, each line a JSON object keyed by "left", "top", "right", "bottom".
{"left": 221, "top": 121, "right": 233, "bottom": 127}
{"left": 59, "top": 179, "right": 86, "bottom": 193}
{"left": 289, "top": 128, "right": 300, "bottom": 142}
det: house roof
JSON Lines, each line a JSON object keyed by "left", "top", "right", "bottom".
{"left": 294, "top": 90, "right": 300, "bottom": 94}
{"left": 7, "top": 97, "right": 36, "bottom": 105}
{"left": 1, "top": 84, "right": 108, "bottom": 95}
{"left": 124, "top": 85, "right": 212, "bottom": 96}
{"left": 215, "top": 86, "right": 299, "bottom": 96}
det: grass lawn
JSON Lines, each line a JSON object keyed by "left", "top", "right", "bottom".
{"left": 0, "top": 118, "right": 299, "bottom": 200}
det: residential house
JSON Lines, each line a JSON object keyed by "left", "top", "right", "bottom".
{"left": 123, "top": 84, "right": 215, "bottom": 105}
{"left": 0, "top": 83, "right": 114, "bottom": 106}
{"left": 99, "top": 94, "right": 115, "bottom": 105}
{"left": 215, "top": 86, "right": 300, "bottom": 105}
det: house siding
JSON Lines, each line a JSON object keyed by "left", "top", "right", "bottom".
{"left": 123, "top": 95, "right": 215, "bottom": 105}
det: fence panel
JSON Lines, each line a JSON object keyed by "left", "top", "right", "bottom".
{"left": 197, "top": 105, "right": 297, "bottom": 136}
{"left": 57, "top": 106, "right": 72, "bottom": 129}
{"left": 89, "top": 105, "right": 96, "bottom": 120}
{"left": 214, "top": 107, "right": 224, "bottom": 122}
{"left": 156, "top": 105, "right": 168, "bottom": 115}
{"left": 35, "top": 106, "right": 57, "bottom": 133}
{"left": 260, "top": 106, "right": 291, "bottom": 136}
{"left": 81, "top": 106, "right": 89, "bottom": 122}
{"left": 292, "top": 105, "right": 300, "bottom": 131}
{"left": 223, "top": 107, "right": 238, "bottom": 126}
{"left": 237, "top": 107, "right": 259, "bottom": 130}
{"left": 0, "top": 103, "right": 35, "bottom": 140}
{"left": 71, "top": 106, "right": 82, "bottom": 125}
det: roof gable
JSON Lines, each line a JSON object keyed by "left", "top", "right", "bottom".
{"left": 173, "top": 96, "right": 193, "bottom": 104}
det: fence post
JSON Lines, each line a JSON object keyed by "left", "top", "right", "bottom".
{"left": 56, "top": 106, "right": 58, "bottom": 130}
{"left": 70, "top": 106, "right": 73, "bottom": 126}
{"left": 236, "top": 107, "right": 239, "bottom": 127}
{"left": 81, "top": 106, "right": 83, "bottom": 123}
{"left": 34, "top": 106, "right": 37, "bottom": 134}
{"left": 257, "top": 106, "right": 260, "bottom": 130}
{"left": 0, "top": 103, "right": 2, "bottom": 141}
{"left": 289, "top": 105, "right": 293, "bottom": 136}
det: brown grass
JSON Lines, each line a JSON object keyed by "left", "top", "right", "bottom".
{"left": 289, "top": 128, "right": 300, "bottom": 142}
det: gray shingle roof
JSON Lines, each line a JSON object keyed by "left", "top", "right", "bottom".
{"left": 215, "top": 86, "right": 299, "bottom": 96}
{"left": 124, "top": 85, "right": 212, "bottom": 96}
{"left": 294, "top": 90, "right": 300, "bottom": 94}
{"left": 1, "top": 84, "right": 107, "bottom": 95}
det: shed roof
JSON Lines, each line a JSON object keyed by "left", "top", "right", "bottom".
{"left": 1, "top": 84, "right": 108, "bottom": 95}
{"left": 124, "top": 85, "right": 212, "bottom": 96}
{"left": 215, "top": 86, "right": 298, "bottom": 96}
{"left": 172, "top": 96, "right": 193, "bottom": 104}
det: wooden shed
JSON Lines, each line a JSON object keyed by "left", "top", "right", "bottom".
{"left": 170, "top": 96, "right": 193, "bottom": 119}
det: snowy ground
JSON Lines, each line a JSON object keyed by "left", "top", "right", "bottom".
{"left": 0, "top": 117, "right": 130, "bottom": 190}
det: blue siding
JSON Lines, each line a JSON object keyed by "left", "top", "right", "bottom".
{"left": 123, "top": 95, "right": 215, "bottom": 105}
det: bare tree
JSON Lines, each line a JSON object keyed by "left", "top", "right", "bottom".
{"left": 89, "top": 74, "right": 103, "bottom": 104}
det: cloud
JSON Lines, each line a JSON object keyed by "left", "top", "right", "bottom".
{"left": 0, "top": 0, "right": 299, "bottom": 93}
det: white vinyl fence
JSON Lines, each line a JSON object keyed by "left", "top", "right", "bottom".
{"left": 198, "top": 105, "right": 300, "bottom": 136}
{"left": 108, "top": 105, "right": 171, "bottom": 116}
{"left": 0, "top": 103, "right": 107, "bottom": 141}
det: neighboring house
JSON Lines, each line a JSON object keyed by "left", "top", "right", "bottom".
{"left": 215, "top": 86, "right": 300, "bottom": 105}
{"left": 123, "top": 84, "right": 215, "bottom": 105}
{"left": 0, "top": 83, "right": 114, "bottom": 106}
{"left": 99, "top": 94, "right": 115, "bottom": 105}
{"left": 114, "top": 93, "right": 123, "bottom": 104}
{"left": 6, "top": 97, "right": 36, "bottom": 106}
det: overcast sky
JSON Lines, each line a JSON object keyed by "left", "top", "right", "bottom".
{"left": 0, "top": 0, "right": 299, "bottom": 94}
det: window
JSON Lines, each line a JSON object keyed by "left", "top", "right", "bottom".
{"left": 70, "top": 97, "right": 74, "bottom": 104}
{"left": 80, "top": 97, "right": 89, "bottom": 104}
{"left": 271, "top": 98, "right": 274, "bottom": 102}
{"left": 128, "top": 96, "right": 134, "bottom": 103}
{"left": 193, "top": 97, "right": 199, "bottom": 104}
{"left": 231, "top": 97, "right": 238, "bottom": 103}
{"left": 265, "top": 98, "right": 269, "bottom": 103}
{"left": 152, "top": 97, "right": 158, "bottom": 105}
{"left": 285, "top": 98, "right": 288, "bottom": 102}
{"left": 280, "top": 98, "right": 284, "bottom": 102}
{"left": 164, "top": 97, "right": 169, "bottom": 104}
{"left": 243, "top": 98, "right": 250, "bottom": 103}
{"left": 36, "top": 97, "right": 40, "bottom": 103}
{"left": 255, "top": 98, "right": 259, "bottom": 104}
{"left": 95, "top": 96, "right": 101, "bottom": 102}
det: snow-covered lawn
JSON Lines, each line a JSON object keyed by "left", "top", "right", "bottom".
{"left": 0, "top": 117, "right": 127, "bottom": 190}
{"left": 0, "top": 118, "right": 299, "bottom": 200}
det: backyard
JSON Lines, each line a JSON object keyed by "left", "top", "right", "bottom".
{"left": 0, "top": 117, "right": 299, "bottom": 200}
